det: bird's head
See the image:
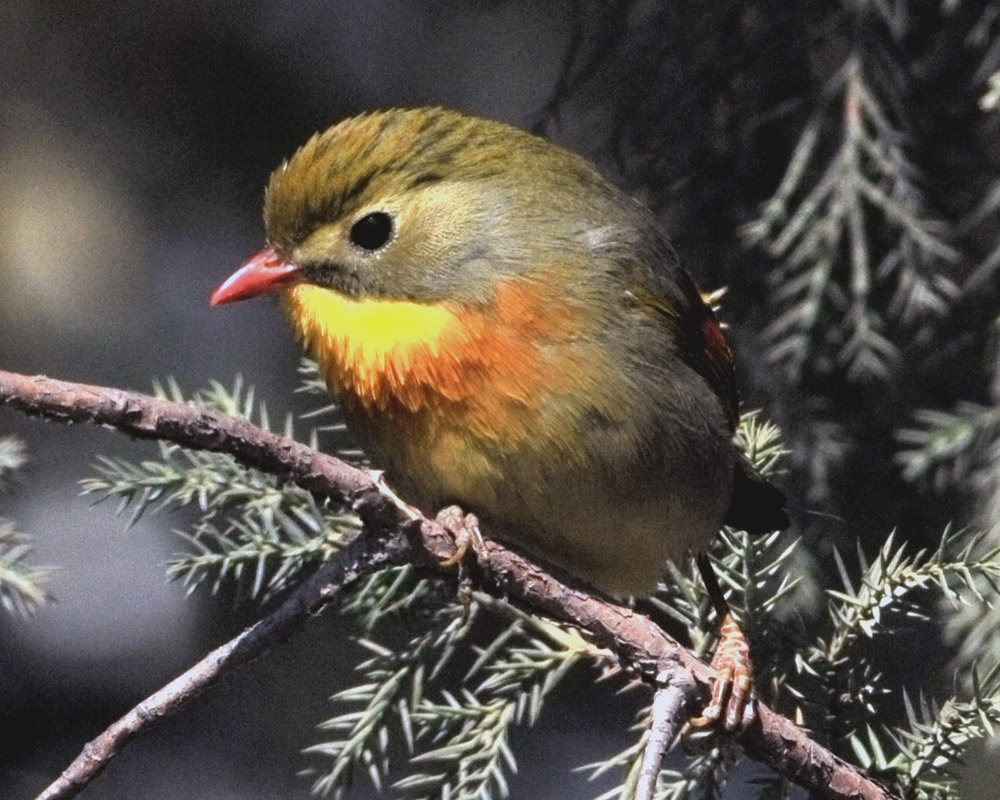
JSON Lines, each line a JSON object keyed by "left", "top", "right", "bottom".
{"left": 211, "top": 107, "right": 621, "bottom": 309}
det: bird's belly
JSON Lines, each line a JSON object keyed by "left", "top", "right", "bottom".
{"left": 361, "top": 411, "right": 732, "bottom": 598}
{"left": 495, "top": 487, "right": 718, "bottom": 597}
{"left": 290, "top": 279, "right": 734, "bottom": 597}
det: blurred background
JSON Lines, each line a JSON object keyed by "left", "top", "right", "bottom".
{"left": 2, "top": 1, "right": 999, "bottom": 798}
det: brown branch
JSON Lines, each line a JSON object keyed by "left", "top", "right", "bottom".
{"left": 0, "top": 369, "right": 899, "bottom": 800}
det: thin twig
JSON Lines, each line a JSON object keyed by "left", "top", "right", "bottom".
{"left": 636, "top": 672, "right": 699, "bottom": 800}
{"left": 34, "top": 529, "right": 407, "bottom": 800}
{"left": 0, "top": 369, "right": 900, "bottom": 800}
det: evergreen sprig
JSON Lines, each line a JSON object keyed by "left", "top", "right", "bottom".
{"left": 305, "top": 593, "right": 470, "bottom": 798}
{"left": 399, "top": 608, "right": 596, "bottom": 800}
{"left": 742, "top": 54, "right": 959, "bottom": 382}
{"left": 579, "top": 702, "right": 652, "bottom": 800}
{"left": 0, "top": 434, "right": 28, "bottom": 486}
{"left": 888, "top": 667, "right": 1000, "bottom": 800}
{"left": 297, "top": 358, "right": 365, "bottom": 458}
{"left": 307, "top": 585, "right": 597, "bottom": 800}
{"left": 785, "top": 526, "right": 1000, "bottom": 783}
{"left": 896, "top": 402, "right": 1000, "bottom": 492}
{"left": 0, "top": 436, "right": 49, "bottom": 616}
{"left": 895, "top": 356, "right": 1000, "bottom": 670}
{"left": 846, "top": 665, "right": 1000, "bottom": 800}
{"left": 80, "top": 377, "right": 360, "bottom": 601}
{"left": 939, "top": 526, "right": 1000, "bottom": 675}
{"left": 0, "top": 517, "right": 50, "bottom": 616}
{"left": 964, "top": 58, "right": 1000, "bottom": 290}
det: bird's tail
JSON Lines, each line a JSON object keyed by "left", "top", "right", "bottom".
{"left": 723, "top": 454, "right": 790, "bottom": 534}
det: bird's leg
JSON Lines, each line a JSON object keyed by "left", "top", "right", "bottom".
{"left": 370, "top": 470, "right": 423, "bottom": 521}
{"left": 436, "top": 505, "right": 486, "bottom": 567}
{"left": 688, "top": 552, "right": 753, "bottom": 731}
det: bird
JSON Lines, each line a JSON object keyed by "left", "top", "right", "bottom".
{"left": 211, "top": 107, "right": 787, "bottom": 725}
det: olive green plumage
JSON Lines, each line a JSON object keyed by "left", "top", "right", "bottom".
{"left": 227, "top": 107, "right": 786, "bottom": 595}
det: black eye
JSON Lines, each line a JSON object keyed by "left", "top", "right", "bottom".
{"left": 350, "top": 212, "right": 393, "bottom": 251}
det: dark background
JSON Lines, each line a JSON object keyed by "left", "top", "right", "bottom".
{"left": 3, "top": 2, "right": 999, "bottom": 798}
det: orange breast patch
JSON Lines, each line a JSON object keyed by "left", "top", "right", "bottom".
{"left": 281, "top": 272, "right": 592, "bottom": 445}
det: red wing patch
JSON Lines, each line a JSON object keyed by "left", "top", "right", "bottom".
{"left": 700, "top": 313, "right": 731, "bottom": 372}
{"left": 690, "top": 305, "right": 739, "bottom": 431}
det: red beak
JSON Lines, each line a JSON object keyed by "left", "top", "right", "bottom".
{"left": 210, "top": 247, "right": 304, "bottom": 306}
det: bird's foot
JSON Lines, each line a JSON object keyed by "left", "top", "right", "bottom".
{"left": 436, "top": 505, "right": 486, "bottom": 568}
{"left": 688, "top": 610, "right": 753, "bottom": 731}
{"left": 435, "top": 506, "right": 487, "bottom": 621}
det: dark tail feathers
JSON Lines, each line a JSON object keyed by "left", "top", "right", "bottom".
{"left": 723, "top": 454, "right": 789, "bottom": 534}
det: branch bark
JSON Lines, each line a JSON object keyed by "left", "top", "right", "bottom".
{"left": 0, "top": 369, "right": 898, "bottom": 800}
{"left": 636, "top": 673, "right": 699, "bottom": 800}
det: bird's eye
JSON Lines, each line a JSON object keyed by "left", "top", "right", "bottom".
{"left": 349, "top": 212, "right": 393, "bottom": 251}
